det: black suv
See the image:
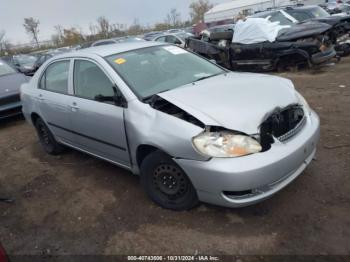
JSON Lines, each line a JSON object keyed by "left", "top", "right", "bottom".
{"left": 252, "top": 5, "right": 350, "bottom": 56}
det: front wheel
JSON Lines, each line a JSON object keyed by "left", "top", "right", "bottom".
{"left": 140, "top": 151, "right": 199, "bottom": 211}
{"left": 35, "top": 118, "right": 64, "bottom": 155}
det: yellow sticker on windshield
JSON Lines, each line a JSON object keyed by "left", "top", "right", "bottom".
{"left": 114, "top": 58, "right": 126, "bottom": 65}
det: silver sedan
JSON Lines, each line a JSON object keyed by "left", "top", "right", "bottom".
{"left": 21, "top": 42, "right": 320, "bottom": 210}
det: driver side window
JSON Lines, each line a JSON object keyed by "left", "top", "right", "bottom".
{"left": 73, "top": 60, "right": 114, "bottom": 101}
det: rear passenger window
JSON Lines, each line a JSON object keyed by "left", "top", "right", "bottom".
{"left": 155, "top": 36, "right": 167, "bottom": 42}
{"left": 41, "top": 61, "right": 70, "bottom": 94}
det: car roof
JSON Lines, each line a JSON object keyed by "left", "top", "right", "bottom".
{"left": 253, "top": 5, "right": 321, "bottom": 16}
{"left": 53, "top": 41, "right": 164, "bottom": 59}
{"left": 284, "top": 5, "right": 320, "bottom": 11}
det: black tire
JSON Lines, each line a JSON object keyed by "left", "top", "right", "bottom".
{"left": 140, "top": 151, "right": 199, "bottom": 211}
{"left": 35, "top": 118, "right": 64, "bottom": 155}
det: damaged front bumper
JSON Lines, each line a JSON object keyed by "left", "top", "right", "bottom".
{"left": 174, "top": 110, "right": 320, "bottom": 208}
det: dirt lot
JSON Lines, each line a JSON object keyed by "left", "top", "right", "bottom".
{"left": 1, "top": 57, "right": 350, "bottom": 257}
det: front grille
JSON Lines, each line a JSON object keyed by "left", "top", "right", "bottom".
{"left": 260, "top": 105, "right": 305, "bottom": 148}
{"left": 0, "top": 94, "right": 20, "bottom": 107}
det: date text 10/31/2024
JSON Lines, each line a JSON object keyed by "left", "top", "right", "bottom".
{"left": 127, "top": 256, "right": 220, "bottom": 261}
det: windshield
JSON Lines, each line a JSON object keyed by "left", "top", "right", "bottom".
{"left": 286, "top": 7, "right": 330, "bottom": 21}
{"left": 269, "top": 11, "right": 295, "bottom": 25}
{"left": 252, "top": 11, "right": 295, "bottom": 25}
{"left": 106, "top": 45, "right": 225, "bottom": 99}
{"left": 339, "top": 4, "right": 350, "bottom": 12}
{"left": 0, "top": 60, "right": 17, "bottom": 76}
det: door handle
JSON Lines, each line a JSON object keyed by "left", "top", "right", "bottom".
{"left": 71, "top": 102, "right": 79, "bottom": 110}
{"left": 38, "top": 94, "right": 45, "bottom": 101}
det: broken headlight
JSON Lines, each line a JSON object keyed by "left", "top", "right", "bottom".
{"left": 193, "top": 131, "right": 262, "bottom": 158}
{"left": 295, "top": 91, "right": 311, "bottom": 116}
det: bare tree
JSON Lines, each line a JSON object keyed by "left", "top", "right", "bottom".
{"left": 0, "top": 30, "right": 5, "bottom": 42}
{"left": 54, "top": 25, "right": 64, "bottom": 43}
{"left": 0, "top": 30, "right": 6, "bottom": 54}
{"left": 189, "top": 0, "right": 213, "bottom": 24}
{"left": 23, "top": 17, "right": 40, "bottom": 46}
{"left": 62, "top": 27, "right": 84, "bottom": 46}
{"left": 166, "top": 8, "right": 182, "bottom": 27}
{"left": 89, "top": 23, "right": 97, "bottom": 36}
{"left": 97, "top": 16, "right": 111, "bottom": 38}
{"left": 128, "top": 18, "right": 143, "bottom": 35}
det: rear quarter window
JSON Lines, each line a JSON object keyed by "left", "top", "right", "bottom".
{"left": 39, "top": 60, "right": 70, "bottom": 94}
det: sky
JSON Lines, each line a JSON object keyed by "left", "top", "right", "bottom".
{"left": 1, "top": 0, "right": 230, "bottom": 44}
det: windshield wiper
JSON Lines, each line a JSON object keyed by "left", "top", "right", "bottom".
{"left": 193, "top": 72, "right": 225, "bottom": 83}
{"left": 142, "top": 89, "right": 172, "bottom": 103}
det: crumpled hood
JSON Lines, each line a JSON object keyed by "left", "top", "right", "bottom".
{"left": 159, "top": 73, "right": 299, "bottom": 134}
{"left": 0, "top": 73, "right": 29, "bottom": 96}
{"left": 277, "top": 21, "right": 332, "bottom": 42}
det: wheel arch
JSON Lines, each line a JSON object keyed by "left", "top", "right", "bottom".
{"left": 30, "top": 112, "right": 42, "bottom": 125}
{"left": 136, "top": 144, "right": 161, "bottom": 168}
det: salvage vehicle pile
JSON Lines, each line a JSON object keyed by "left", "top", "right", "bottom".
{"left": 186, "top": 5, "right": 350, "bottom": 72}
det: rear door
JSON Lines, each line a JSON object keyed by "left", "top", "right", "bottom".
{"left": 69, "top": 58, "right": 130, "bottom": 167}
{"left": 37, "top": 59, "right": 76, "bottom": 144}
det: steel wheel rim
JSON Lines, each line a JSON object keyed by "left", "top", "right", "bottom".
{"left": 153, "top": 164, "right": 188, "bottom": 200}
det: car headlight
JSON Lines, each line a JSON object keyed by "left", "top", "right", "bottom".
{"left": 295, "top": 91, "right": 311, "bottom": 115}
{"left": 193, "top": 131, "right": 262, "bottom": 158}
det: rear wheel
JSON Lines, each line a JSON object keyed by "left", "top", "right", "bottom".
{"left": 35, "top": 118, "right": 64, "bottom": 155}
{"left": 140, "top": 151, "right": 199, "bottom": 211}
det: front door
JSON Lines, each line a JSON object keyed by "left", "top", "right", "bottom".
{"left": 69, "top": 59, "right": 130, "bottom": 167}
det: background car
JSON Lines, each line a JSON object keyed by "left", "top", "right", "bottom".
{"left": 187, "top": 18, "right": 336, "bottom": 72}
{"left": 91, "top": 36, "right": 144, "bottom": 47}
{"left": 0, "top": 59, "right": 29, "bottom": 119}
{"left": 252, "top": 6, "right": 331, "bottom": 25}
{"left": 200, "top": 24, "right": 235, "bottom": 42}
{"left": 153, "top": 32, "right": 194, "bottom": 47}
{"left": 252, "top": 5, "right": 350, "bottom": 56}
{"left": 11, "top": 54, "right": 38, "bottom": 76}
{"left": 143, "top": 31, "right": 163, "bottom": 41}
{"left": 32, "top": 48, "right": 72, "bottom": 72}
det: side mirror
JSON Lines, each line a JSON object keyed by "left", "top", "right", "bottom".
{"left": 94, "top": 93, "right": 126, "bottom": 107}
{"left": 94, "top": 86, "right": 127, "bottom": 107}
{"left": 113, "top": 93, "right": 127, "bottom": 108}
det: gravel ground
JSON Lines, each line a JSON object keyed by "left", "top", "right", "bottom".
{"left": 0, "top": 57, "right": 349, "bottom": 256}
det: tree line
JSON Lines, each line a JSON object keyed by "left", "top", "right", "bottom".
{"left": 0, "top": 0, "right": 213, "bottom": 56}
